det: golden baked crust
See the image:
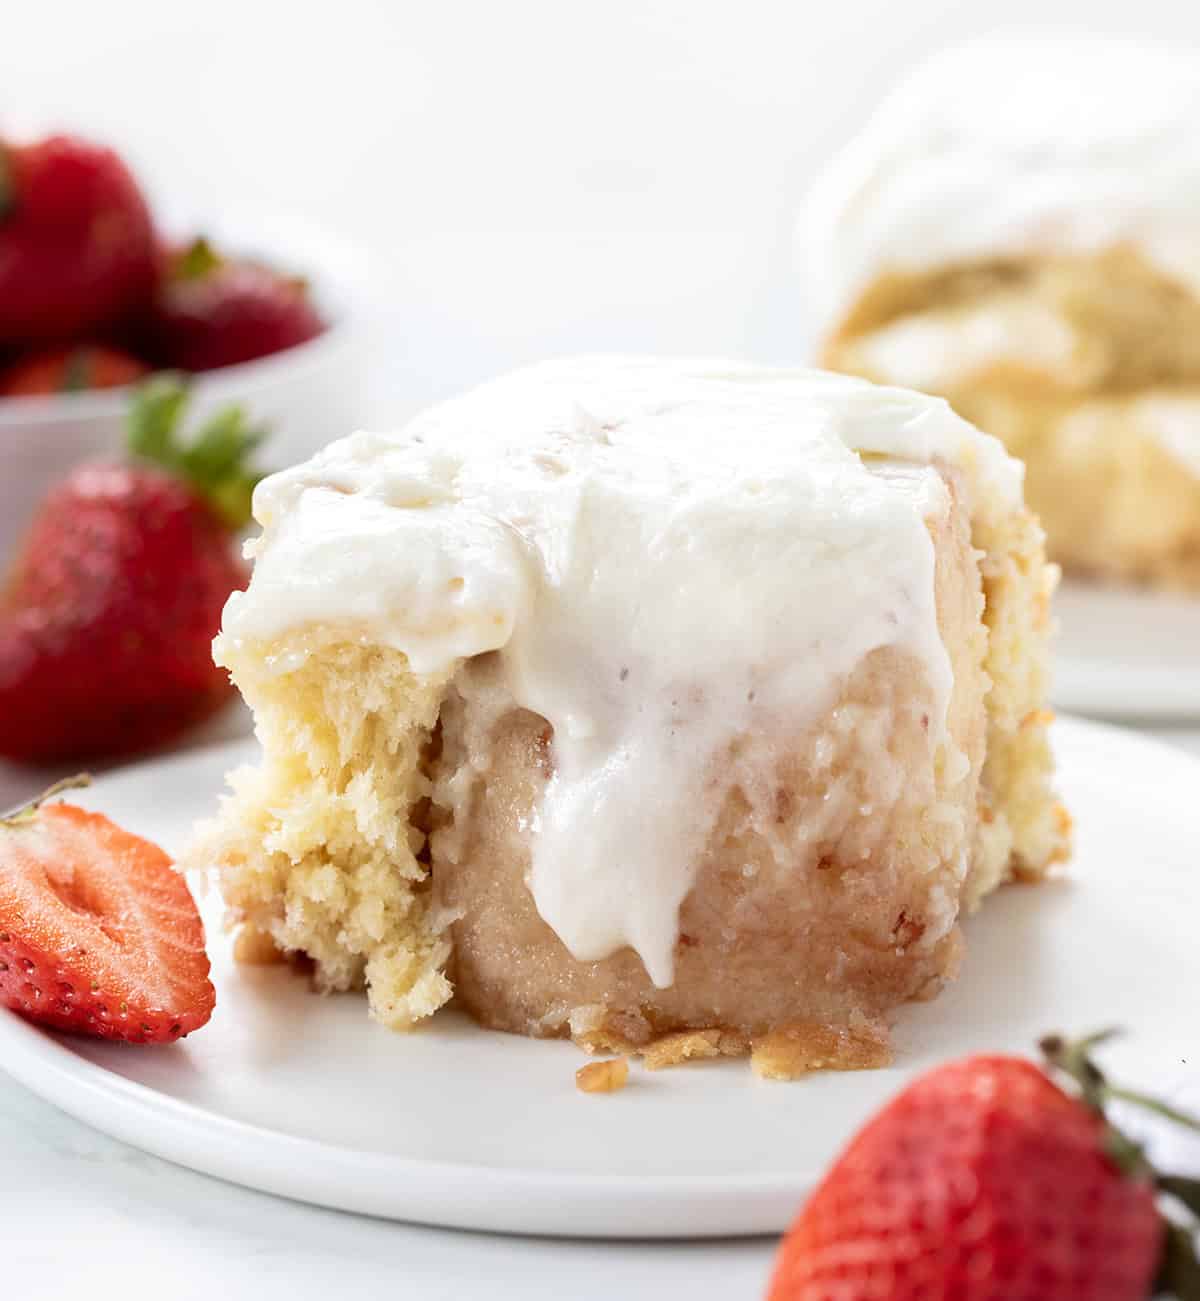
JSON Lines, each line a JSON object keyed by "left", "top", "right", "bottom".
{"left": 750, "top": 1019, "right": 892, "bottom": 1081}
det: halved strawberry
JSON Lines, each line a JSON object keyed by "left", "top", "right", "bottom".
{"left": 0, "top": 778, "right": 215, "bottom": 1042}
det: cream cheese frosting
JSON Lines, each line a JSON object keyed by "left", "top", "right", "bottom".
{"left": 799, "top": 37, "right": 1200, "bottom": 331}
{"left": 220, "top": 358, "right": 1019, "bottom": 987}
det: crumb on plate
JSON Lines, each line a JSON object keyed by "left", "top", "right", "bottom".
{"left": 576, "top": 1057, "right": 630, "bottom": 1094}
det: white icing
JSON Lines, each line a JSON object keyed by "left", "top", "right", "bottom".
{"left": 222, "top": 358, "right": 1019, "bottom": 987}
{"left": 800, "top": 37, "right": 1200, "bottom": 329}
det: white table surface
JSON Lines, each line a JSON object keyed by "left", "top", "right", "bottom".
{"left": 1, "top": 716, "right": 1195, "bottom": 1298}
{"left": 2, "top": 1077, "right": 772, "bottom": 1300}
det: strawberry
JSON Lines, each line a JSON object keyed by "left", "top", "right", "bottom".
{"left": 0, "top": 378, "right": 265, "bottom": 763}
{"left": 0, "top": 134, "right": 158, "bottom": 345}
{"left": 0, "top": 343, "right": 151, "bottom": 396}
{"left": 0, "top": 775, "right": 214, "bottom": 1041}
{"left": 768, "top": 1033, "right": 1200, "bottom": 1301}
{"left": 152, "top": 237, "right": 324, "bottom": 372}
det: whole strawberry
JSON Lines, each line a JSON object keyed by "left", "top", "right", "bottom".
{"left": 0, "top": 775, "right": 214, "bottom": 1041}
{"left": 0, "top": 343, "right": 150, "bottom": 396}
{"left": 0, "top": 134, "right": 158, "bottom": 345}
{"left": 152, "top": 237, "right": 324, "bottom": 371}
{"left": 768, "top": 1034, "right": 1200, "bottom": 1301}
{"left": 0, "top": 378, "right": 265, "bottom": 762}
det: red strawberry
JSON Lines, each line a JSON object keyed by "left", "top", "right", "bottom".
{"left": 768, "top": 1034, "right": 1200, "bottom": 1301}
{"left": 0, "top": 134, "right": 158, "bottom": 345}
{"left": 0, "top": 776, "right": 214, "bottom": 1042}
{"left": 0, "top": 378, "right": 266, "bottom": 762}
{"left": 0, "top": 343, "right": 151, "bottom": 396}
{"left": 152, "top": 237, "right": 324, "bottom": 371}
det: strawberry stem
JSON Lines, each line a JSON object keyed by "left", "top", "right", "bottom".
{"left": 1042, "top": 1033, "right": 1200, "bottom": 1134}
{"left": 1108, "top": 1086, "right": 1200, "bottom": 1135}
{"left": 1041, "top": 1032, "right": 1200, "bottom": 1299}
{"left": 1160, "top": 1222, "right": 1200, "bottom": 1298}
{"left": 126, "top": 376, "right": 269, "bottom": 530}
{"left": 0, "top": 773, "right": 92, "bottom": 827}
{"left": 60, "top": 348, "right": 92, "bottom": 394}
{"left": 1161, "top": 1175, "right": 1200, "bottom": 1219}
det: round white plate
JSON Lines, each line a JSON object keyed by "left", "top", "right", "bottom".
{"left": 1, "top": 717, "right": 1197, "bottom": 1239}
{"left": 1054, "top": 580, "right": 1200, "bottom": 719}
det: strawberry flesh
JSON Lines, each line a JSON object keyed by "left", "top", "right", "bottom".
{"left": 0, "top": 802, "right": 214, "bottom": 1042}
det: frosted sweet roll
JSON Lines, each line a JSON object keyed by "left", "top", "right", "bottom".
{"left": 187, "top": 358, "right": 1069, "bottom": 1073}
{"left": 801, "top": 39, "right": 1200, "bottom": 587}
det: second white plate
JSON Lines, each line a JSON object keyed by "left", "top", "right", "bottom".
{"left": 1054, "top": 580, "right": 1200, "bottom": 719}
{"left": 0, "top": 717, "right": 1197, "bottom": 1237}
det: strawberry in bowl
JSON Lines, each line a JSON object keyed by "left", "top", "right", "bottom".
{"left": 151, "top": 236, "right": 326, "bottom": 373}
{"left": 0, "top": 344, "right": 151, "bottom": 396}
{"left": 0, "top": 133, "right": 157, "bottom": 346}
{"left": 0, "top": 129, "right": 367, "bottom": 561}
{"left": 0, "top": 129, "right": 330, "bottom": 378}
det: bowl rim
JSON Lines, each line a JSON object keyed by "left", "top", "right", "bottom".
{"left": 0, "top": 209, "right": 369, "bottom": 428}
{"left": 0, "top": 321, "right": 360, "bottom": 427}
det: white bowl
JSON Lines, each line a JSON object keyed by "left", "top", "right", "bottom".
{"left": 0, "top": 213, "right": 372, "bottom": 563}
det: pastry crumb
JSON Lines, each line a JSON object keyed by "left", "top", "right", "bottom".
{"left": 751, "top": 1019, "right": 892, "bottom": 1081}
{"left": 576, "top": 1057, "right": 629, "bottom": 1094}
{"left": 570, "top": 1004, "right": 653, "bottom": 1055}
{"left": 643, "top": 1028, "right": 749, "bottom": 1070}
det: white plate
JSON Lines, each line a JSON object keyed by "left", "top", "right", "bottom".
{"left": 1054, "top": 580, "right": 1200, "bottom": 719}
{"left": 0, "top": 717, "right": 1197, "bottom": 1238}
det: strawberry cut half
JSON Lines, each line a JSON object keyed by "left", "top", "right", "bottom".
{"left": 0, "top": 780, "right": 215, "bottom": 1042}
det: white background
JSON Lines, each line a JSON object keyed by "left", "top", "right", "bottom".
{"left": 6, "top": 5, "right": 1200, "bottom": 1296}
{"left": 7, "top": 0, "right": 1200, "bottom": 418}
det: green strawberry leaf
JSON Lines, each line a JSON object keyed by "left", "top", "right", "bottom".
{"left": 1162, "top": 1176, "right": 1200, "bottom": 1220}
{"left": 1043, "top": 1032, "right": 1200, "bottom": 1299}
{"left": 1109, "top": 1086, "right": 1200, "bottom": 1136}
{"left": 179, "top": 407, "right": 264, "bottom": 481}
{"left": 1156, "top": 1220, "right": 1200, "bottom": 1300}
{"left": 128, "top": 375, "right": 191, "bottom": 465}
{"left": 126, "top": 376, "right": 270, "bottom": 530}
{"left": 174, "top": 236, "right": 223, "bottom": 280}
